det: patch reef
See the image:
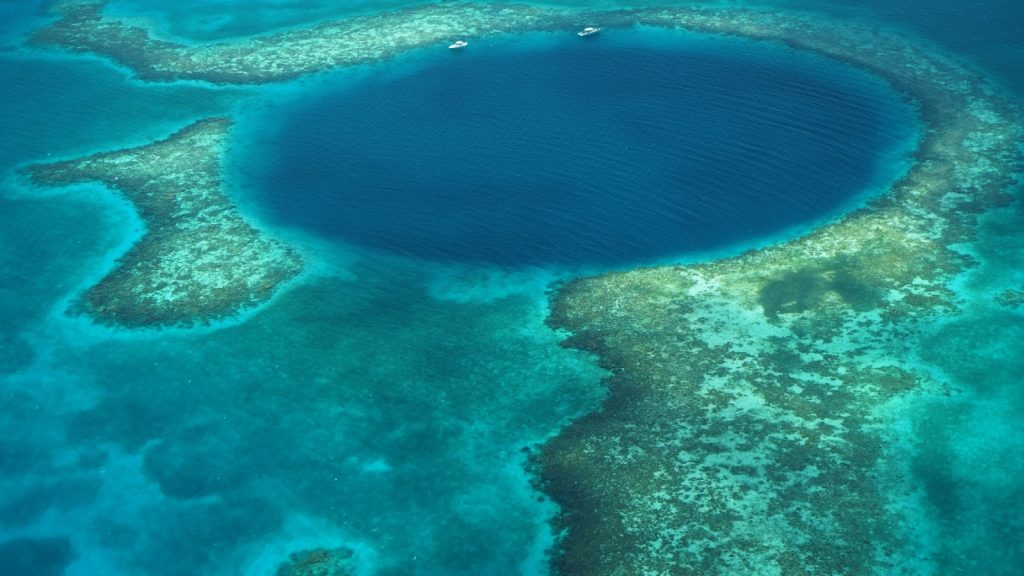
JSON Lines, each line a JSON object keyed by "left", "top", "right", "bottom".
{"left": 27, "top": 119, "right": 303, "bottom": 327}
{"left": 275, "top": 547, "right": 355, "bottom": 576}
{"left": 27, "top": 1, "right": 1024, "bottom": 573}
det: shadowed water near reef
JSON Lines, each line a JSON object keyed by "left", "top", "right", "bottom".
{"left": 14, "top": 1, "right": 1024, "bottom": 575}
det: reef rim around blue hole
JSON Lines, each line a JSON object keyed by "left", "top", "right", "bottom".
{"left": 253, "top": 30, "right": 920, "bottom": 269}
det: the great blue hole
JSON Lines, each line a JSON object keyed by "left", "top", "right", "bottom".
{"left": 255, "top": 31, "right": 917, "bottom": 268}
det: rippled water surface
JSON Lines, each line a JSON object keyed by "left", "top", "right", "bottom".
{"left": 254, "top": 30, "right": 916, "bottom": 266}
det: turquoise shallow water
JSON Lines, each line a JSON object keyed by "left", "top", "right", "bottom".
{"left": 1, "top": 1, "right": 1022, "bottom": 575}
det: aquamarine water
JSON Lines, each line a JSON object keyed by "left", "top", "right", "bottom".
{"left": 1, "top": 1, "right": 1022, "bottom": 575}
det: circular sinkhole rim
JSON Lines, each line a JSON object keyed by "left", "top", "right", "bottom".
{"left": 229, "top": 27, "right": 922, "bottom": 272}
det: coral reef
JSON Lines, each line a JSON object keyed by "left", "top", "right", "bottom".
{"left": 275, "top": 547, "right": 355, "bottom": 576}
{"left": 32, "top": 1, "right": 578, "bottom": 84}
{"left": 27, "top": 118, "right": 303, "bottom": 327}
{"left": 996, "top": 286, "right": 1024, "bottom": 308}
{"left": 533, "top": 8, "right": 1023, "bottom": 576}
{"left": 20, "top": 0, "right": 1024, "bottom": 572}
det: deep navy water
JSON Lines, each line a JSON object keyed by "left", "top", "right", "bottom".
{"left": 1, "top": 1, "right": 1022, "bottom": 575}
{"left": 258, "top": 32, "right": 917, "bottom": 267}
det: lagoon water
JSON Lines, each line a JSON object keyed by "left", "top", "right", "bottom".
{"left": 1, "top": 1, "right": 1022, "bottom": 575}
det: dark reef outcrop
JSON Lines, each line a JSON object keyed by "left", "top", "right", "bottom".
{"left": 275, "top": 547, "right": 355, "bottom": 576}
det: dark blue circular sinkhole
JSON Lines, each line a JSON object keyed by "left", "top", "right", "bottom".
{"left": 257, "top": 32, "right": 917, "bottom": 267}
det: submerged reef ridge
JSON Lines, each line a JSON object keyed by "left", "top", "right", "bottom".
{"left": 33, "top": 0, "right": 577, "bottom": 84}
{"left": 27, "top": 118, "right": 303, "bottom": 327}
{"left": 23, "top": 0, "right": 1024, "bottom": 573}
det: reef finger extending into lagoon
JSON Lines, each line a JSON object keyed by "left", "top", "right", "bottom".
{"left": 26, "top": 119, "right": 303, "bottom": 328}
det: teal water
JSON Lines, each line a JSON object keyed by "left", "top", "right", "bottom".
{"left": 1, "top": 2, "right": 1022, "bottom": 575}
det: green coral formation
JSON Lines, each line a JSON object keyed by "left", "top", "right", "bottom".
{"left": 533, "top": 9, "right": 1023, "bottom": 576}
{"left": 32, "top": 0, "right": 578, "bottom": 84}
{"left": 26, "top": 118, "right": 303, "bottom": 327}
{"left": 275, "top": 547, "right": 355, "bottom": 576}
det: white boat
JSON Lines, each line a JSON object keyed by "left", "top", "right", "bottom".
{"left": 449, "top": 40, "right": 469, "bottom": 50}
{"left": 577, "top": 26, "right": 601, "bottom": 37}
